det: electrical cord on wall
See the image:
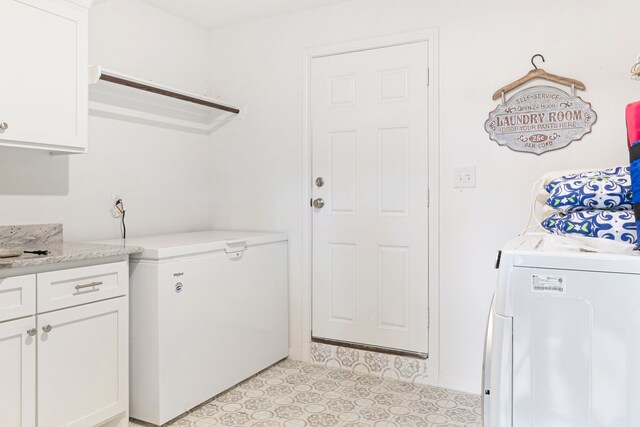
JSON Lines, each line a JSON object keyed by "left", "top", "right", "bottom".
{"left": 520, "top": 178, "right": 546, "bottom": 236}
{"left": 115, "top": 199, "right": 127, "bottom": 240}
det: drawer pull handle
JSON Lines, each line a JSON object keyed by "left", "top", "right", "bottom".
{"left": 42, "top": 325, "right": 52, "bottom": 333}
{"left": 173, "top": 272, "right": 184, "bottom": 277}
{"left": 75, "top": 281, "right": 103, "bottom": 291}
{"left": 27, "top": 328, "right": 36, "bottom": 337}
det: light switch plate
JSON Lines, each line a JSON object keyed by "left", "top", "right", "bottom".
{"left": 454, "top": 166, "right": 476, "bottom": 188}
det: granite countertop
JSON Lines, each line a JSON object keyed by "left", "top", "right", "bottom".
{"left": 0, "top": 224, "right": 142, "bottom": 269}
{"left": 0, "top": 241, "right": 143, "bottom": 269}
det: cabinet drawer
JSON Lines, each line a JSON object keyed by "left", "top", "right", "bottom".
{"left": 0, "top": 274, "right": 36, "bottom": 322}
{"left": 37, "top": 262, "right": 128, "bottom": 312}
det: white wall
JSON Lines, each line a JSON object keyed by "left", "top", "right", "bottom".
{"left": 206, "top": 0, "right": 640, "bottom": 392}
{"left": 0, "top": 0, "right": 212, "bottom": 241}
{"left": 89, "top": 0, "right": 212, "bottom": 95}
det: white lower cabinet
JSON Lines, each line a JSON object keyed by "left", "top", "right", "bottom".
{"left": 0, "top": 317, "right": 36, "bottom": 427}
{"left": 38, "top": 298, "right": 128, "bottom": 427}
{"left": 0, "top": 261, "right": 129, "bottom": 427}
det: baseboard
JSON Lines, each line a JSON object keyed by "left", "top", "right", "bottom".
{"left": 438, "top": 375, "right": 480, "bottom": 395}
{"left": 288, "top": 347, "right": 303, "bottom": 361}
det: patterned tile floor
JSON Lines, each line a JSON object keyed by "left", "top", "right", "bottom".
{"left": 129, "top": 359, "right": 481, "bottom": 427}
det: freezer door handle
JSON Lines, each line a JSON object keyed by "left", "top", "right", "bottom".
{"left": 482, "top": 294, "right": 495, "bottom": 426}
{"left": 225, "top": 240, "right": 248, "bottom": 259}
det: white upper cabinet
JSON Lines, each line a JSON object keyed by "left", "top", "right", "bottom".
{"left": 0, "top": 0, "right": 89, "bottom": 153}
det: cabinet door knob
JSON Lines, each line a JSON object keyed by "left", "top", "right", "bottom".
{"left": 27, "top": 328, "right": 36, "bottom": 337}
{"left": 42, "top": 325, "right": 52, "bottom": 333}
{"left": 0, "top": 122, "right": 7, "bottom": 131}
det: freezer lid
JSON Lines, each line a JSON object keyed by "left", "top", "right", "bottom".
{"left": 95, "top": 230, "right": 287, "bottom": 260}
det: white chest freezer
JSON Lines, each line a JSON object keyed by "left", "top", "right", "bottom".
{"left": 484, "top": 234, "right": 640, "bottom": 427}
{"left": 100, "top": 230, "right": 288, "bottom": 426}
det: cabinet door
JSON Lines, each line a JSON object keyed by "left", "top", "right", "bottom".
{"left": 0, "top": 0, "right": 88, "bottom": 152}
{"left": 37, "top": 297, "right": 128, "bottom": 427}
{"left": 0, "top": 316, "right": 36, "bottom": 427}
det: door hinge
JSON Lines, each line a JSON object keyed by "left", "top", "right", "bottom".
{"left": 427, "top": 68, "right": 430, "bottom": 86}
{"left": 427, "top": 308, "right": 430, "bottom": 329}
{"left": 426, "top": 188, "right": 430, "bottom": 207}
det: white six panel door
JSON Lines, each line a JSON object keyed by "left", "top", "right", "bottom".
{"left": 311, "top": 41, "right": 429, "bottom": 354}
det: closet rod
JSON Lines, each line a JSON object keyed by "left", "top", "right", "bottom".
{"left": 99, "top": 73, "right": 240, "bottom": 114}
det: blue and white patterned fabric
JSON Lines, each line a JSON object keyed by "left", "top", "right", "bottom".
{"left": 546, "top": 174, "right": 632, "bottom": 213}
{"left": 545, "top": 166, "right": 630, "bottom": 194}
{"left": 542, "top": 210, "right": 637, "bottom": 245}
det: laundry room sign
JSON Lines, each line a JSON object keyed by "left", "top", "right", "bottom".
{"left": 485, "top": 86, "right": 597, "bottom": 155}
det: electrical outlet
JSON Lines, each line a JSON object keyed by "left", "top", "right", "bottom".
{"left": 454, "top": 167, "right": 476, "bottom": 188}
{"left": 111, "top": 193, "right": 124, "bottom": 218}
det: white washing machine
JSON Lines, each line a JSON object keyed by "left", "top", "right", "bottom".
{"left": 484, "top": 234, "right": 640, "bottom": 426}
{"left": 100, "top": 230, "right": 288, "bottom": 426}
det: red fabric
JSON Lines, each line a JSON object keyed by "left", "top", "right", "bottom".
{"left": 627, "top": 101, "right": 640, "bottom": 147}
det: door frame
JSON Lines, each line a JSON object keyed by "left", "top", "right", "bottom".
{"left": 301, "top": 28, "right": 440, "bottom": 385}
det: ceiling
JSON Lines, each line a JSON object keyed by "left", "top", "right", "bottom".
{"left": 140, "top": 0, "right": 352, "bottom": 30}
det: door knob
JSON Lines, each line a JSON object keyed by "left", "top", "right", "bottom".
{"left": 27, "top": 328, "right": 36, "bottom": 337}
{"left": 313, "top": 198, "right": 325, "bottom": 209}
{"left": 42, "top": 325, "right": 52, "bottom": 333}
{"left": 0, "top": 122, "right": 7, "bottom": 131}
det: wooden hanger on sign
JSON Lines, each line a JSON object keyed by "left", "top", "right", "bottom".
{"left": 631, "top": 57, "right": 640, "bottom": 79}
{"left": 492, "top": 54, "right": 586, "bottom": 101}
